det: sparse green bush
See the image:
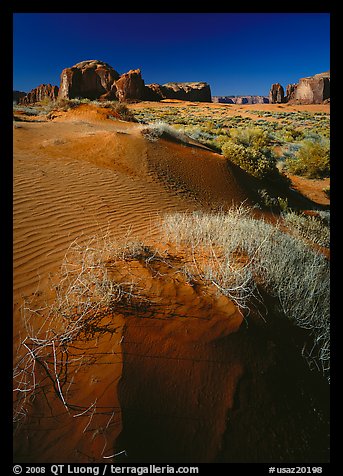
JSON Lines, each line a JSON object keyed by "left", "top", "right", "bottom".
{"left": 257, "top": 189, "right": 289, "bottom": 211}
{"left": 285, "top": 139, "right": 330, "bottom": 178}
{"left": 222, "top": 141, "right": 280, "bottom": 180}
{"left": 229, "top": 126, "right": 271, "bottom": 149}
{"left": 283, "top": 127, "right": 304, "bottom": 142}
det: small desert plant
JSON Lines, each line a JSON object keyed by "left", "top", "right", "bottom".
{"left": 112, "top": 102, "right": 137, "bottom": 122}
{"left": 13, "top": 105, "right": 41, "bottom": 116}
{"left": 54, "top": 98, "right": 81, "bottom": 111}
{"left": 257, "top": 189, "right": 289, "bottom": 211}
{"left": 93, "top": 100, "right": 136, "bottom": 122}
{"left": 141, "top": 121, "right": 188, "bottom": 143}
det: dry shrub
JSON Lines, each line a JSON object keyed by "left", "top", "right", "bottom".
{"left": 162, "top": 207, "right": 330, "bottom": 379}
{"left": 13, "top": 233, "right": 148, "bottom": 423}
{"left": 283, "top": 211, "right": 330, "bottom": 248}
{"left": 13, "top": 208, "right": 330, "bottom": 426}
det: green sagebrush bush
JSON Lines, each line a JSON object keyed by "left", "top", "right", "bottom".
{"left": 229, "top": 126, "right": 271, "bottom": 148}
{"left": 285, "top": 139, "right": 330, "bottom": 178}
{"left": 222, "top": 141, "right": 279, "bottom": 180}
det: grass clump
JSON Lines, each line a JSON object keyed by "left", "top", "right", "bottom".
{"left": 162, "top": 208, "right": 330, "bottom": 379}
{"left": 283, "top": 211, "right": 330, "bottom": 248}
{"left": 141, "top": 121, "right": 190, "bottom": 143}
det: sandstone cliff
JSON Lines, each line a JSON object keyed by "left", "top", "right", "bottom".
{"left": 58, "top": 60, "right": 120, "bottom": 100}
{"left": 287, "top": 71, "right": 330, "bottom": 104}
{"left": 145, "top": 82, "right": 211, "bottom": 102}
{"left": 269, "top": 83, "right": 285, "bottom": 104}
{"left": 270, "top": 71, "right": 330, "bottom": 105}
{"left": 115, "top": 69, "right": 146, "bottom": 102}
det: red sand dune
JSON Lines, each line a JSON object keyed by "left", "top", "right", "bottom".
{"left": 13, "top": 104, "right": 329, "bottom": 463}
{"left": 13, "top": 105, "right": 250, "bottom": 462}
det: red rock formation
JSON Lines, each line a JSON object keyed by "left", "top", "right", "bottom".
{"left": 144, "top": 83, "right": 165, "bottom": 101}
{"left": 285, "top": 83, "right": 297, "bottom": 102}
{"left": 19, "top": 84, "right": 59, "bottom": 104}
{"left": 269, "top": 83, "right": 285, "bottom": 104}
{"left": 57, "top": 60, "right": 212, "bottom": 103}
{"left": 271, "top": 72, "right": 330, "bottom": 105}
{"left": 289, "top": 72, "right": 330, "bottom": 104}
{"left": 115, "top": 69, "right": 146, "bottom": 102}
{"left": 58, "top": 60, "right": 120, "bottom": 100}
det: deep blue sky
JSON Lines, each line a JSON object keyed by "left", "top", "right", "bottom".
{"left": 13, "top": 13, "right": 330, "bottom": 96}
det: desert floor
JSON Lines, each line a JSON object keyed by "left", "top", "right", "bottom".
{"left": 13, "top": 102, "right": 330, "bottom": 463}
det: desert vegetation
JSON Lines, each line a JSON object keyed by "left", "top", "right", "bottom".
{"left": 13, "top": 233, "right": 149, "bottom": 423}
{"left": 14, "top": 205, "right": 330, "bottom": 428}
{"left": 284, "top": 139, "right": 330, "bottom": 178}
{"left": 221, "top": 128, "right": 281, "bottom": 181}
{"left": 132, "top": 103, "right": 330, "bottom": 184}
{"left": 13, "top": 98, "right": 330, "bottom": 463}
{"left": 162, "top": 207, "right": 330, "bottom": 377}
{"left": 13, "top": 99, "right": 330, "bottom": 184}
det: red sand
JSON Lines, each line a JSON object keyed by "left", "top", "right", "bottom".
{"left": 13, "top": 104, "right": 330, "bottom": 463}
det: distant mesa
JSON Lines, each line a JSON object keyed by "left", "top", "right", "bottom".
{"left": 212, "top": 95, "right": 269, "bottom": 104}
{"left": 146, "top": 82, "right": 212, "bottom": 102}
{"left": 269, "top": 71, "right": 330, "bottom": 104}
{"left": 19, "top": 84, "right": 59, "bottom": 105}
{"left": 18, "top": 59, "right": 212, "bottom": 104}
